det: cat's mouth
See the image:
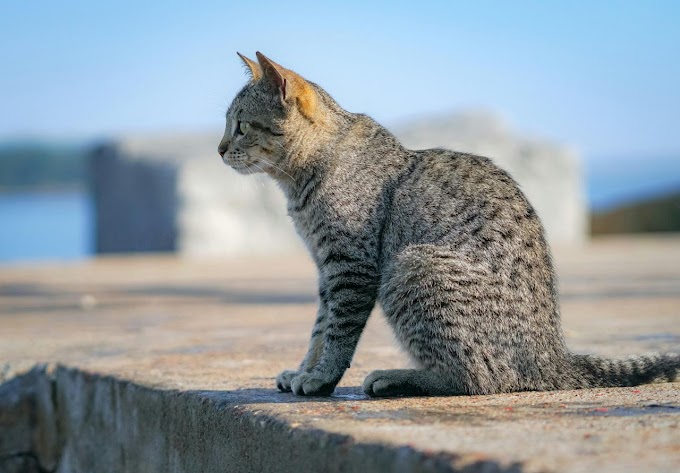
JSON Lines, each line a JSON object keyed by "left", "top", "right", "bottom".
{"left": 228, "top": 161, "right": 262, "bottom": 175}
{"left": 221, "top": 152, "right": 259, "bottom": 175}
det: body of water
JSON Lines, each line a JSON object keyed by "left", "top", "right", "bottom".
{"left": 585, "top": 155, "right": 680, "bottom": 211}
{"left": 0, "top": 190, "right": 92, "bottom": 264}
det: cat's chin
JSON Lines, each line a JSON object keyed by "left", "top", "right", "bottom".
{"left": 228, "top": 163, "right": 262, "bottom": 175}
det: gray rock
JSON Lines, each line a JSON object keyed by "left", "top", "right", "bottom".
{"left": 0, "top": 363, "right": 59, "bottom": 473}
{"left": 89, "top": 111, "right": 586, "bottom": 256}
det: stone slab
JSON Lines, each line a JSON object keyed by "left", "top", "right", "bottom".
{"left": 1, "top": 235, "right": 679, "bottom": 472}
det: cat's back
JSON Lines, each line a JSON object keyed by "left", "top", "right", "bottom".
{"left": 385, "top": 148, "right": 548, "bottom": 258}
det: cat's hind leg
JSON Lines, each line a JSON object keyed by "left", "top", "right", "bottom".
{"left": 363, "top": 369, "right": 465, "bottom": 397}
{"left": 378, "top": 244, "right": 513, "bottom": 396}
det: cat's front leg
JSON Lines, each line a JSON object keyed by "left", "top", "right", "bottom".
{"left": 276, "top": 290, "right": 328, "bottom": 392}
{"left": 289, "top": 265, "right": 378, "bottom": 396}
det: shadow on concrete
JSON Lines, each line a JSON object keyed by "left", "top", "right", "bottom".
{"left": 0, "top": 281, "right": 317, "bottom": 316}
{"left": 122, "top": 284, "right": 317, "bottom": 305}
{"left": 561, "top": 287, "right": 680, "bottom": 300}
{"left": 190, "top": 386, "right": 680, "bottom": 418}
{"left": 0, "top": 283, "right": 60, "bottom": 298}
{"left": 187, "top": 386, "right": 370, "bottom": 406}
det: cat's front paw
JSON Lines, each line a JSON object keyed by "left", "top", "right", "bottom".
{"left": 276, "top": 370, "right": 299, "bottom": 392}
{"left": 290, "top": 372, "right": 337, "bottom": 396}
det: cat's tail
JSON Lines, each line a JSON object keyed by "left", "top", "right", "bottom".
{"left": 565, "top": 352, "right": 680, "bottom": 389}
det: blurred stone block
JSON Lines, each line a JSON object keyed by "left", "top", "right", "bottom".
{"left": 89, "top": 112, "right": 586, "bottom": 256}
{"left": 89, "top": 133, "right": 302, "bottom": 257}
{"left": 394, "top": 111, "right": 587, "bottom": 245}
{"left": 90, "top": 144, "right": 178, "bottom": 253}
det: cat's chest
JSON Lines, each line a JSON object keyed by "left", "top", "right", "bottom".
{"left": 287, "top": 189, "right": 378, "bottom": 260}
{"left": 287, "top": 199, "right": 340, "bottom": 244}
{"left": 287, "top": 206, "right": 331, "bottom": 262}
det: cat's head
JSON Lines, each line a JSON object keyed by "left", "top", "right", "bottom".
{"left": 218, "top": 52, "right": 321, "bottom": 179}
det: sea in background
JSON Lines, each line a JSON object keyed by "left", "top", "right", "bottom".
{"left": 585, "top": 155, "right": 680, "bottom": 211}
{"left": 0, "top": 190, "right": 92, "bottom": 264}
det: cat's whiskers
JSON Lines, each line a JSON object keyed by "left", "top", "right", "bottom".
{"left": 249, "top": 161, "right": 268, "bottom": 181}
{"left": 236, "top": 166, "right": 257, "bottom": 194}
{"left": 257, "top": 156, "right": 295, "bottom": 181}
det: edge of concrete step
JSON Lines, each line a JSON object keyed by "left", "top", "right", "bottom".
{"left": 0, "top": 363, "right": 522, "bottom": 473}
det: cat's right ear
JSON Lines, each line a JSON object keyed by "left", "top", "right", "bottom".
{"left": 255, "top": 51, "right": 317, "bottom": 121}
{"left": 237, "top": 52, "right": 262, "bottom": 81}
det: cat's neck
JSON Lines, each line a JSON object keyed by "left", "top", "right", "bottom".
{"left": 276, "top": 111, "right": 404, "bottom": 202}
{"left": 276, "top": 151, "right": 330, "bottom": 203}
{"left": 274, "top": 100, "right": 352, "bottom": 196}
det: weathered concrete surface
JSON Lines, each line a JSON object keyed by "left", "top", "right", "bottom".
{"left": 0, "top": 364, "right": 58, "bottom": 473}
{"left": 0, "top": 235, "right": 679, "bottom": 472}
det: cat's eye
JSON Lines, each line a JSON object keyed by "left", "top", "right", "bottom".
{"left": 236, "top": 120, "right": 249, "bottom": 136}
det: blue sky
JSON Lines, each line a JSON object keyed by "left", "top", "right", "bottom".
{"left": 1, "top": 1, "right": 679, "bottom": 159}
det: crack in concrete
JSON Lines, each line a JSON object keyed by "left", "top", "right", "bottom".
{"left": 0, "top": 451, "right": 54, "bottom": 473}
{"left": 0, "top": 363, "right": 60, "bottom": 473}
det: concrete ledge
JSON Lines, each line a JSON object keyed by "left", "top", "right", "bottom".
{"left": 0, "top": 364, "right": 58, "bottom": 473}
{"left": 3, "top": 363, "right": 678, "bottom": 473}
{"left": 1, "top": 236, "right": 679, "bottom": 472}
{"left": 2, "top": 364, "right": 518, "bottom": 473}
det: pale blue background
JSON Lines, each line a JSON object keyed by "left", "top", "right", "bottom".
{"left": 2, "top": 1, "right": 679, "bottom": 158}
{"left": 0, "top": 192, "right": 92, "bottom": 263}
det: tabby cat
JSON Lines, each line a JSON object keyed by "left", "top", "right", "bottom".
{"left": 217, "top": 52, "right": 679, "bottom": 397}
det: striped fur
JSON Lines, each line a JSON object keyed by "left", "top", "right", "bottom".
{"left": 219, "top": 52, "right": 679, "bottom": 397}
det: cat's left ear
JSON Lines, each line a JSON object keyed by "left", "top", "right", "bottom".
{"left": 237, "top": 52, "right": 262, "bottom": 81}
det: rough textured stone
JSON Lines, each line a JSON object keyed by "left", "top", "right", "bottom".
{"left": 0, "top": 364, "right": 58, "bottom": 473}
{"left": 0, "top": 236, "right": 678, "bottom": 472}
{"left": 89, "top": 111, "right": 585, "bottom": 257}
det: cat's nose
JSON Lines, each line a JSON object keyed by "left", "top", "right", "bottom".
{"left": 218, "top": 143, "right": 228, "bottom": 157}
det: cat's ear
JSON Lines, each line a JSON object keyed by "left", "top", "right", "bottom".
{"left": 255, "top": 51, "right": 287, "bottom": 97}
{"left": 237, "top": 52, "right": 262, "bottom": 81}
{"left": 255, "top": 51, "right": 317, "bottom": 121}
